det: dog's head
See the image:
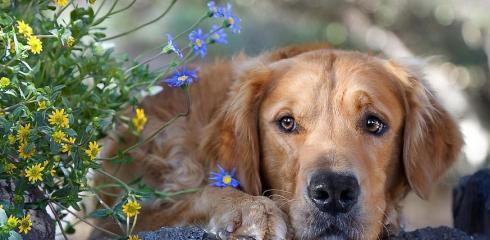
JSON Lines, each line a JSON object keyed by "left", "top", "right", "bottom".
{"left": 202, "top": 45, "right": 463, "bottom": 239}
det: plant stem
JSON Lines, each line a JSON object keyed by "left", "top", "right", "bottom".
{"left": 101, "top": 0, "right": 178, "bottom": 41}
{"left": 48, "top": 202, "right": 69, "bottom": 240}
{"left": 55, "top": 202, "right": 122, "bottom": 238}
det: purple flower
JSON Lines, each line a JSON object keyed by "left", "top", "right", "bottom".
{"left": 207, "top": 1, "right": 224, "bottom": 17}
{"left": 188, "top": 28, "right": 207, "bottom": 58}
{"left": 209, "top": 165, "right": 240, "bottom": 188}
{"left": 208, "top": 24, "right": 227, "bottom": 45}
{"left": 223, "top": 4, "right": 241, "bottom": 34}
{"left": 163, "top": 34, "right": 184, "bottom": 59}
{"left": 164, "top": 67, "right": 198, "bottom": 88}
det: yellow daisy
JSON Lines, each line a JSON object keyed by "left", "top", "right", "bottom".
{"left": 128, "top": 235, "right": 140, "bottom": 240}
{"left": 18, "top": 142, "right": 35, "bottom": 159}
{"left": 52, "top": 130, "right": 66, "bottom": 143}
{"left": 54, "top": 0, "right": 69, "bottom": 7}
{"left": 17, "top": 20, "right": 33, "bottom": 38}
{"left": 0, "top": 77, "right": 10, "bottom": 88}
{"left": 61, "top": 137, "right": 76, "bottom": 153}
{"left": 132, "top": 108, "right": 147, "bottom": 132}
{"left": 17, "top": 123, "right": 31, "bottom": 142}
{"left": 28, "top": 36, "right": 43, "bottom": 54}
{"left": 5, "top": 163, "right": 17, "bottom": 174}
{"left": 66, "top": 36, "right": 75, "bottom": 47}
{"left": 50, "top": 167, "right": 57, "bottom": 177}
{"left": 37, "top": 101, "right": 47, "bottom": 110}
{"left": 48, "top": 109, "right": 69, "bottom": 128}
{"left": 18, "top": 214, "right": 32, "bottom": 234}
{"left": 84, "top": 141, "right": 101, "bottom": 160}
{"left": 122, "top": 200, "right": 141, "bottom": 217}
{"left": 25, "top": 163, "right": 45, "bottom": 183}
{"left": 7, "top": 215, "right": 19, "bottom": 229}
{"left": 8, "top": 134, "right": 16, "bottom": 144}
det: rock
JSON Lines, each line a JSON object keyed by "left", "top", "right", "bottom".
{"left": 390, "top": 226, "right": 476, "bottom": 240}
{"left": 138, "top": 226, "right": 217, "bottom": 240}
{"left": 453, "top": 169, "right": 490, "bottom": 238}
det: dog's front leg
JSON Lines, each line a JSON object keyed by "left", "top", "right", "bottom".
{"left": 196, "top": 186, "right": 292, "bottom": 240}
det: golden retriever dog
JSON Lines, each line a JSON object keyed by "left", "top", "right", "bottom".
{"left": 94, "top": 43, "right": 463, "bottom": 240}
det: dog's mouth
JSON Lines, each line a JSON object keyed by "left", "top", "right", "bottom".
{"left": 292, "top": 203, "right": 363, "bottom": 240}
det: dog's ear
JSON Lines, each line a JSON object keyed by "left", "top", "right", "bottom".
{"left": 386, "top": 61, "right": 463, "bottom": 200}
{"left": 201, "top": 65, "right": 271, "bottom": 195}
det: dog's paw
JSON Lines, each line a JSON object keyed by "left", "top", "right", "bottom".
{"left": 208, "top": 195, "right": 291, "bottom": 240}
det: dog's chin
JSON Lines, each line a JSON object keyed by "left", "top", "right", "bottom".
{"left": 291, "top": 203, "right": 364, "bottom": 240}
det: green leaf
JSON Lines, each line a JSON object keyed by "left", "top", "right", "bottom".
{"left": 88, "top": 208, "right": 112, "bottom": 219}
{"left": 0, "top": 208, "right": 6, "bottom": 224}
{"left": 8, "top": 231, "right": 22, "bottom": 240}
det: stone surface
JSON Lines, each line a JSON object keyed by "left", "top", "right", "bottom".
{"left": 138, "top": 226, "right": 216, "bottom": 240}
{"left": 453, "top": 168, "right": 490, "bottom": 238}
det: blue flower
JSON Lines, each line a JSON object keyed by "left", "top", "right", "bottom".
{"left": 208, "top": 24, "right": 227, "bottom": 45}
{"left": 163, "top": 34, "right": 184, "bottom": 59}
{"left": 164, "top": 67, "right": 198, "bottom": 88}
{"left": 223, "top": 4, "right": 241, "bottom": 34}
{"left": 209, "top": 165, "right": 240, "bottom": 188}
{"left": 207, "top": 1, "right": 224, "bottom": 17}
{"left": 188, "top": 28, "right": 207, "bottom": 58}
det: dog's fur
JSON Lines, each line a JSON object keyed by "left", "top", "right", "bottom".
{"left": 94, "top": 44, "right": 463, "bottom": 239}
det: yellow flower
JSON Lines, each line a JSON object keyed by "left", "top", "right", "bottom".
{"left": 17, "top": 20, "right": 33, "bottom": 38}
{"left": 17, "top": 123, "right": 31, "bottom": 142}
{"left": 67, "top": 36, "right": 75, "bottom": 47}
{"left": 122, "top": 200, "right": 141, "bottom": 217}
{"left": 28, "top": 36, "right": 43, "bottom": 54}
{"left": 37, "top": 101, "right": 47, "bottom": 110}
{"left": 0, "top": 77, "right": 10, "bottom": 88}
{"left": 84, "top": 141, "right": 101, "bottom": 160}
{"left": 128, "top": 235, "right": 140, "bottom": 240}
{"left": 48, "top": 109, "right": 69, "bottom": 128}
{"left": 52, "top": 130, "right": 66, "bottom": 143}
{"left": 18, "top": 142, "right": 35, "bottom": 159}
{"left": 7, "top": 215, "right": 19, "bottom": 229}
{"left": 8, "top": 134, "right": 16, "bottom": 144}
{"left": 132, "top": 108, "right": 148, "bottom": 132}
{"left": 25, "top": 163, "right": 45, "bottom": 183}
{"left": 61, "top": 137, "right": 76, "bottom": 153}
{"left": 50, "top": 168, "right": 56, "bottom": 177}
{"left": 18, "top": 214, "right": 32, "bottom": 234}
{"left": 54, "top": 0, "right": 69, "bottom": 7}
{"left": 5, "top": 163, "right": 16, "bottom": 174}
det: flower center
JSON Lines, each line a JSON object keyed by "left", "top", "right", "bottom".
{"left": 178, "top": 75, "right": 188, "bottom": 82}
{"left": 213, "top": 34, "right": 220, "bottom": 40}
{"left": 195, "top": 39, "right": 202, "bottom": 47}
{"left": 228, "top": 17, "right": 235, "bottom": 25}
{"left": 222, "top": 175, "right": 232, "bottom": 184}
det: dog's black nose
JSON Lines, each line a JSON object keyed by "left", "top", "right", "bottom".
{"left": 307, "top": 171, "right": 360, "bottom": 214}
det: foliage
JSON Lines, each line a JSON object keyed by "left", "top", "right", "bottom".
{"left": 0, "top": 0, "right": 240, "bottom": 238}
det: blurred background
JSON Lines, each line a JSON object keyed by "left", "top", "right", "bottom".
{"left": 78, "top": 0, "right": 490, "bottom": 237}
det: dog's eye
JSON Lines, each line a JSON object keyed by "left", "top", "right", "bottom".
{"left": 364, "top": 115, "right": 387, "bottom": 136}
{"left": 278, "top": 116, "right": 297, "bottom": 133}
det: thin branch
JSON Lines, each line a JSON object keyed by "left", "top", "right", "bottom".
{"left": 55, "top": 202, "right": 121, "bottom": 238}
{"left": 102, "top": 0, "right": 178, "bottom": 41}
{"left": 48, "top": 202, "right": 69, "bottom": 240}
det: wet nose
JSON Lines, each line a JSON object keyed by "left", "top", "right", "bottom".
{"left": 307, "top": 170, "right": 360, "bottom": 214}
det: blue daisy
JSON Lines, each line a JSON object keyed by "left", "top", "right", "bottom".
{"left": 223, "top": 4, "right": 241, "bottom": 34}
{"left": 163, "top": 34, "right": 184, "bottom": 59}
{"left": 207, "top": 1, "right": 224, "bottom": 18}
{"left": 188, "top": 28, "right": 207, "bottom": 58}
{"left": 208, "top": 24, "right": 228, "bottom": 45}
{"left": 209, "top": 165, "right": 240, "bottom": 188}
{"left": 164, "top": 67, "right": 198, "bottom": 88}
